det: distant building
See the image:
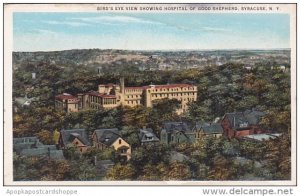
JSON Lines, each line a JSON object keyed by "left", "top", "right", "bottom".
{"left": 241, "top": 133, "right": 282, "bottom": 143}
{"left": 32, "top": 73, "right": 36, "bottom": 79}
{"left": 58, "top": 129, "right": 91, "bottom": 153}
{"left": 138, "top": 128, "right": 159, "bottom": 145}
{"left": 193, "top": 122, "right": 223, "bottom": 141}
{"left": 55, "top": 93, "right": 79, "bottom": 113}
{"left": 58, "top": 78, "right": 197, "bottom": 114}
{"left": 221, "top": 109, "right": 266, "bottom": 139}
{"left": 13, "top": 137, "right": 64, "bottom": 160}
{"left": 14, "top": 96, "right": 33, "bottom": 107}
{"left": 158, "top": 64, "right": 173, "bottom": 70}
{"left": 95, "top": 66, "right": 104, "bottom": 76}
{"left": 92, "top": 128, "right": 131, "bottom": 161}
{"left": 243, "top": 65, "right": 253, "bottom": 70}
{"left": 160, "top": 122, "right": 195, "bottom": 145}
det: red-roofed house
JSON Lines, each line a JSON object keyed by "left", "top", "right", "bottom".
{"left": 55, "top": 93, "right": 79, "bottom": 113}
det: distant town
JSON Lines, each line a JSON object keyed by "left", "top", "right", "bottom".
{"left": 13, "top": 49, "right": 291, "bottom": 181}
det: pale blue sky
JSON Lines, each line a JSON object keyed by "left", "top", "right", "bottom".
{"left": 13, "top": 12, "right": 290, "bottom": 51}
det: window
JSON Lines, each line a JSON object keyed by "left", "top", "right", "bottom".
{"left": 120, "top": 149, "right": 127, "bottom": 153}
{"left": 75, "top": 141, "right": 78, "bottom": 145}
{"left": 119, "top": 139, "right": 122, "bottom": 144}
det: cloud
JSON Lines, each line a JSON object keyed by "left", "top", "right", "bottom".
{"left": 34, "top": 29, "right": 58, "bottom": 35}
{"left": 202, "top": 26, "right": 231, "bottom": 32}
{"left": 71, "top": 15, "right": 163, "bottom": 25}
{"left": 44, "top": 20, "right": 90, "bottom": 27}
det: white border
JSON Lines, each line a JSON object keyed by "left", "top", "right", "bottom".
{"left": 3, "top": 2, "right": 297, "bottom": 186}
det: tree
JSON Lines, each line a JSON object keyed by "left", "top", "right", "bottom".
{"left": 106, "top": 163, "right": 135, "bottom": 180}
{"left": 35, "top": 129, "right": 53, "bottom": 145}
{"left": 53, "top": 129, "right": 60, "bottom": 145}
{"left": 13, "top": 155, "right": 71, "bottom": 181}
{"left": 207, "top": 155, "right": 233, "bottom": 180}
{"left": 152, "top": 98, "right": 180, "bottom": 117}
{"left": 164, "top": 161, "right": 191, "bottom": 180}
{"left": 68, "top": 159, "right": 96, "bottom": 181}
{"left": 120, "top": 126, "right": 140, "bottom": 148}
{"left": 63, "top": 144, "right": 81, "bottom": 160}
{"left": 96, "top": 147, "right": 116, "bottom": 161}
{"left": 138, "top": 164, "right": 161, "bottom": 181}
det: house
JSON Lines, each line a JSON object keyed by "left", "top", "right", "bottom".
{"left": 194, "top": 122, "right": 223, "bottom": 141}
{"left": 138, "top": 128, "right": 159, "bottom": 145}
{"left": 92, "top": 128, "right": 131, "bottom": 161}
{"left": 221, "top": 109, "right": 266, "bottom": 139}
{"left": 58, "top": 129, "right": 91, "bottom": 153}
{"left": 160, "top": 122, "right": 195, "bottom": 145}
{"left": 55, "top": 93, "right": 79, "bottom": 113}
{"left": 13, "top": 137, "right": 64, "bottom": 160}
{"left": 14, "top": 95, "right": 37, "bottom": 107}
{"left": 13, "top": 137, "right": 43, "bottom": 153}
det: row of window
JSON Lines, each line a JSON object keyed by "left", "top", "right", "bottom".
{"left": 89, "top": 96, "right": 101, "bottom": 103}
{"left": 126, "top": 100, "right": 140, "bottom": 105}
{"left": 126, "top": 94, "right": 141, "bottom": 99}
{"left": 150, "top": 87, "right": 195, "bottom": 92}
{"left": 103, "top": 98, "right": 117, "bottom": 105}
{"left": 125, "top": 89, "right": 143, "bottom": 93}
{"left": 89, "top": 96, "right": 117, "bottom": 105}
{"left": 151, "top": 92, "right": 195, "bottom": 98}
{"left": 89, "top": 104, "right": 102, "bottom": 110}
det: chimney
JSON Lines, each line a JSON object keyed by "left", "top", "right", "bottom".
{"left": 120, "top": 78, "right": 125, "bottom": 94}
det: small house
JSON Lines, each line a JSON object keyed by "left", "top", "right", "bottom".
{"left": 221, "top": 109, "right": 266, "bottom": 139}
{"left": 13, "top": 137, "right": 64, "bottom": 159}
{"left": 138, "top": 128, "right": 159, "bottom": 145}
{"left": 92, "top": 128, "right": 131, "bottom": 161}
{"left": 58, "top": 129, "right": 91, "bottom": 153}
{"left": 160, "top": 122, "right": 195, "bottom": 145}
{"left": 194, "top": 122, "right": 223, "bottom": 141}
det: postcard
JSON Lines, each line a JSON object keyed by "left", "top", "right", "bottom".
{"left": 3, "top": 3, "right": 297, "bottom": 186}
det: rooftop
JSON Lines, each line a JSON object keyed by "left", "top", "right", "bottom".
{"left": 242, "top": 133, "right": 282, "bottom": 142}
{"left": 163, "top": 122, "right": 193, "bottom": 133}
{"left": 139, "top": 128, "right": 159, "bottom": 143}
{"left": 94, "top": 128, "right": 121, "bottom": 146}
{"left": 195, "top": 122, "right": 224, "bottom": 134}
{"left": 60, "top": 129, "right": 91, "bottom": 146}
{"left": 55, "top": 93, "right": 78, "bottom": 101}
{"left": 88, "top": 91, "right": 116, "bottom": 98}
{"left": 224, "top": 109, "right": 265, "bottom": 129}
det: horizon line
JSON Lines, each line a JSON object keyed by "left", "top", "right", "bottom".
{"left": 13, "top": 48, "right": 291, "bottom": 53}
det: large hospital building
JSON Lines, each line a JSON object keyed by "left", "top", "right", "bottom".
{"left": 55, "top": 79, "right": 197, "bottom": 114}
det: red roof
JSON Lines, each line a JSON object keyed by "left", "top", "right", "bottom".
{"left": 151, "top": 84, "right": 193, "bottom": 89}
{"left": 55, "top": 94, "right": 78, "bottom": 101}
{"left": 88, "top": 92, "right": 116, "bottom": 98}
{"left": 125, "top": 84, "right": 193, "bottom": 90}
{"left": 98, "top": 83, "right": 194, "bottom": 91}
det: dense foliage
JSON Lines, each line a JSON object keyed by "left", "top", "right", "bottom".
{"left": 13, "top": 59, "right": 291, "bottom": 181}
